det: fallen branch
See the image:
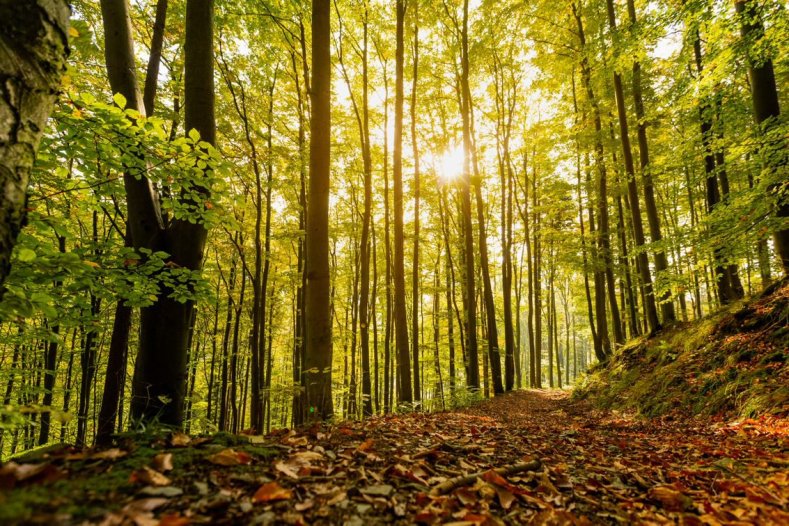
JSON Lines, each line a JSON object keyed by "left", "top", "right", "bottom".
{"left": 429, "top": 459, "right": 542, "bottom": 496}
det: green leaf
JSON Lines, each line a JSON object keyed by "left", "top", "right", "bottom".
{"left": 113, "top": 93, "right": 127, "bottom": 108}
{"left": 17, "top": 248, "right": 36, "bottom": 262}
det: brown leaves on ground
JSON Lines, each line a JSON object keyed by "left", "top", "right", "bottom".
{"left": 3, "top": 390, "right": 788, "bottom": 525}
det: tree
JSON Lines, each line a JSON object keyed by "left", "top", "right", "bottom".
{"left": 303, "top": 0, "right": 334, "bottom": 421}
{"left": 735, "top": 0, "right": 789, "bottom": 276}
{"left": 604, "top": 0, "right": 658, "bottom": 335}
{"left": 0, "top": 1, "right": 69, "bottom": 297}
{"left": 99, "top": 0, "right": 215, "bottom": 427}
{"left": 459, "top": 0, "right": 480, "bottom": 391}
{"left": 393, "top": 0, "right": 413, "bottom": 404}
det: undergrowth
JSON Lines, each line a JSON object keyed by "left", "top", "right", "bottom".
{"left": 575, "top": 281, "right": 789, "bottom": 420}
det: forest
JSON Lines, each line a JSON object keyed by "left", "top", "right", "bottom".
{"left": 0, "top": 0, "right": 787, "bottom": 523}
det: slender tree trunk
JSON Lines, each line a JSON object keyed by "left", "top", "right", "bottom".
{"left": 692, "top": 30, "right": 739, "bottom": 305}
{"left": 99, "top": 0, "right": 169, "bottom": 441}
{"left": 604, "top": 0, "right": 656, "bottom": 336}
{"left": 625, "top": 0, "right": 675, "bottom": 324}
{"left": 735, "top": 0, "right": 789, "bottom": 275}
{"left": 303, "top": 0, "right": 333, "bottom": 420}
{"left": 572, "top": 3, "right": 611, "bottom": 359}
{"left": 358, "top": 2, "right": 374, "bottom": 417}
{"left": 38, "top": 234, "right": 65, "bottom": 445}
{"left": 458, "top": 0, "right": 480, "bottom": 392}
{"left": 410, "top": 10, "right": 421, "bottom": 403}
{"left": 142, "top": 0, "right": 168, "bottom": 115}
{"left": 533, "top": 165, "right": 543, "bottom": 386}
{"left": 96, "top": 297, "right": 132, "bottom": 445}
{"left": 393, "top": 0, "right": 413, "bottom": 403}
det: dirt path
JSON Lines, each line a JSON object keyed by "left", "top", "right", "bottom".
{"left": 4, "top": 390, "right": 789, "bottom": 525}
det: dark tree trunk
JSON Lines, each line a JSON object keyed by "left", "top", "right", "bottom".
{"left": 358, "top": 1, "right": 374, "bottom": 417}
{"left": 410, "top": 10, "right": 421, "bottom": 403}
{"left": 459, "top": 0, "right": 480, "bottom": 391}
{"left": 98, "top": 0, "right": 167, "bottom": 442}
{"left": 604, "top": 0, "right": 657, "bottom": 336}
{"left": 302, "top": 0, "right": 334, "bottom": 421}
{"left": 691, "top": 30, "right": 740, "bottom": 305}
{"left": 626, "top": 0, "right": 676, "bottom": 324}
{"left": 735, "top": 0, "right": 789, "bottom": 275}
{"left": 572, "top": 3, "right": 612, "bottom": 359}
{"left": 393, "top": 0, "right": 413, "bottom": 403}
{"left": 130, "top": 0, "right": 213, "bottom": 427}
{"left": 0, "top": 0, "right": 69, "bottom": 296}
{"left": 96, "top": 297, "right": 132, "bottom": 445}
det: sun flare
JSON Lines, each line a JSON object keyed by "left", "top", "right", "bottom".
{"left": 436, "top": 144, "right": 465, "bottom": 183}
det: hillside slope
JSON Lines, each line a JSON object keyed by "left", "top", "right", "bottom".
{"left": 575, "top": 281, "right": 789, "bottom": 419}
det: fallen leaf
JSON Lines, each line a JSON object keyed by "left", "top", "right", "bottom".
{"left": 157, "top": 513, "right": 190, "bottom": 526}
{"left": 493, "top": 484, "right": 515, "bottom": 510}
{"left": 139, "top": 486, "right": 183, "bottom": 498}
{"left": 153, "top": 453, "right": 174, "bottom": 472}
{"left": 357, "top": 438, "right": 375, "bottom": 452}
{"left": 252, "top": 482, "right": 293, "bottom": 503}
{"left": 169, "top": 432, "right": 191, "bottom": 447}
{"left": 90, "top": 448, "right": 128, "bottom": 461}
{"left": 648, "top": 485, "right": 694, "bottom": 512}
{"left": 130, "top": 466, "right": 171, "bottom": 487}
{"left": 207, "top": 448, "right": 252, "bottom": 466}
{"left": 123, "top": 498, "right": 169, "bottom": 513}
{"left": 361, "top": 484, "right": 394, "bottom": 497}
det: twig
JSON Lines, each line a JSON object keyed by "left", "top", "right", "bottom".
{"left": 429, "top": 459, "right": 542, "bottom": 496}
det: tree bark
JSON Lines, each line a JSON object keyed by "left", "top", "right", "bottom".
{"left": 625, "top": 0, "right": 676, "bottom": 324}
{"left": 459, "top": 0, "right": 480, "bottom": 391}
{"left": 735, "top": 0, "right": 789, "bottom": 276}
{"left": 604, "top": 0, "right": 658, "bottom": 335}
{"left": 303, "top": 0, "right": 334, "bottom": 420}
{"left": 0, "top": 0, "right": 69, "bottom": 297}
{"left": 410, "top": 9, "right": 421, "bottom": 403}
{"left": 393, "top": 0, "right": 413, "bottom": 404}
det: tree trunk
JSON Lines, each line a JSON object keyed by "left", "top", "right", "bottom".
{"left": 129, "top": 0, "right": 213, "bottom": 427}
{"left": 572, "top": 2, "right": 612, "bottom": 359}
{"left": 604, "top": 0, "right": 657, "bottom": 336}
{"left": 691, "top": 30, "right": 739, "bottom": 305}
{"left": 393, "top": 0, "right": 412, "bottom": 404}
{"left": 625, "top": 0, "right": 676, "bottom": 324}
{"left": 410, "top": 9, "right": 421, "bottom": 403}
{"left": 735, "top": 0, "right": 789, "bottom": 275}
{"left": 303, "top": 0, "right": 334, "bottom": 420}
{"left": 0, "top": 0, "right": 69, "bottom": 296}
{"left": 355, "top": 3, "right": 374, "bottom": 417}
{"left": 458, "top": 0, "right": 480, "bottom": 392}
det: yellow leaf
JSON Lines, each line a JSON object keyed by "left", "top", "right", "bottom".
{"left": 68, "top": 27, "right": 79, "bottom": 38}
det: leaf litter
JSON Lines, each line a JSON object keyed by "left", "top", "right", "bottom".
{"left": 0, "top": 390, "right": 787, "bottom": 524}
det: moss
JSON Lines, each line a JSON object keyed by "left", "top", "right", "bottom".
{"left": 575, "top": 284, "right": 789, "bottom": 421}
{"left": 0, "top": 432, "right": 283, "bottom": 524}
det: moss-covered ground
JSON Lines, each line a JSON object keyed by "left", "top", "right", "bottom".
{"left": 575, "top": 281, "right": 789, "bottom": 419}
{"left": 0, "top": 430, "right": 279, "bottom": 524}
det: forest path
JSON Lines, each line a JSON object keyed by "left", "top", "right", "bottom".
{"left": 5, "top": 390, "right": 789, "bottom": 525}
{"left": 211, "top": 389, "right": 788, "bottom": 524}
{"left": 454, "top": 389, "right": 789, "bottom": 523}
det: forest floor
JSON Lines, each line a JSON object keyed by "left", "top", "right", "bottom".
{"left": 2, "top": 389, "right": 788, "bottom": 525}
